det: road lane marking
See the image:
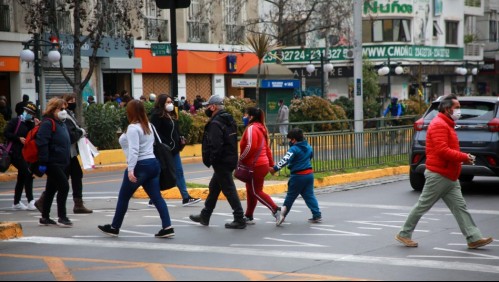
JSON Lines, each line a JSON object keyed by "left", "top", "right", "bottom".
{"left": 231, "top": 237, "right": 325, "bottom": 247}
{"left": 145, "top": 263, "right": 175, "bottom": 281}
{"left": 44, "top": 257, "right": 75, "bottom": 281}
{"left": 8, "top": 236, "right": 499, "bottom": 274}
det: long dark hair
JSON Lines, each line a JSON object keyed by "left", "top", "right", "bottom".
{"left": 246, "top": 107, "right": 269, "bottom": 140}
{"left": 154, "top": 94, "right": 177, "bottom": 120}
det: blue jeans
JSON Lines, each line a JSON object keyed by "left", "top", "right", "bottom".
{"left": 283, "top": 174, "right": 321, "bottom": 219}
{"left": 173, "top": 153, "right": 189, "bottom": 200}
{"left": 112, "top": 158, "right": 172, "bottom": 229}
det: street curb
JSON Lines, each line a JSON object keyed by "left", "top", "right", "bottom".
{"left": 132, "top": 166, "right": 410, "bottom": 200}
{"left": 0, "top": 222, "right": 23, "bottom": 240}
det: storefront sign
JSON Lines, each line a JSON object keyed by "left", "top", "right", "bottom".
{"left": 44, "top": 33, "right": 132, "bottom": 58}
{"left": 232, "top": 78, "right": 257, "bottom": 88}
{"left": 290, "top": 67, "right": 353, "bottom": 78}
{"left": 0, "top": 57, "right": 20, "bottom": 72}
{"left": 364, "top": 0, "right": 413, "bottom": 15}
{"left": 263, "top": 45, "right": 463, "bottom": 63}
{"left": 151, "top": 43, "right": 171, "bottom": 56}
{"left": 260, "top": 80, "right": 300, "bottom": 89}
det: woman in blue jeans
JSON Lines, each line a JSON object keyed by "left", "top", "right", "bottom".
{"left": 98, "top": 100, "right": 174, "bottom": 238}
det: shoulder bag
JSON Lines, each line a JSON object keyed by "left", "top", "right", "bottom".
{"left": 234, "top": 137, "right": 264, "bottom": 183}
{"left": 151, "top": 124, "right": 177, "bottom": 190}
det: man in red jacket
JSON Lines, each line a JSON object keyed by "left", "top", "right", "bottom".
{"left": 396, "top": 94, "right": 493, "bottom": 249}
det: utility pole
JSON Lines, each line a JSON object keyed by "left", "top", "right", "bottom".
{"left": 353, "top": 0, "right": 363, "bottom": 133}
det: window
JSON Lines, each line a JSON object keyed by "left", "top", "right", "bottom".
{"left": 445, "top": 21, "right": 459, "bottom": 45}
{"left": 490, "top": 10, "right": 498, "bottom": 42}
{"left": 363, "top": 19, "right": 411, "bottom": 43}
{"left": 0, "top": 3, "right": 9, "bottom": 32}
{"left": 146, "top": 0, "right": 159, "bottom": 17}
{"left": 224, "top": 0, "right": 245, "bottom": 44}
{"left": 433, "top": 21, "right": 443, "bottom": 37}
{"left": 281, "top": 21, "right": 306, "bottom": 46}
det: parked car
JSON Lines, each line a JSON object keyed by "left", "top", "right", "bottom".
{"left": 410, "top": 96, "right": 499, "bottom": 191}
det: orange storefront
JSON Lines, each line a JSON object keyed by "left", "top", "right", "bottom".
{"left": 0, "top": 57, "right": 21, "bottom": 109}
{"left": 134, "top": 49, "right": 258, "bottom": 101}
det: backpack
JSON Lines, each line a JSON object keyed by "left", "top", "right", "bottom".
{"left": 22, "top": 118, "right": 56, "bottom": 164}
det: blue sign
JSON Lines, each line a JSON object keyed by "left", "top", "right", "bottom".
{"left": 260, "top": 80, "right": 300, "bottom": 89}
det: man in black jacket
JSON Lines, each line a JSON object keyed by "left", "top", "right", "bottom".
{"left": 189, "top": 95, "right": 246, "bottom": 229}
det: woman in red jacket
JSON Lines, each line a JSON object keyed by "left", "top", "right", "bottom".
{"left": 239, "top": 107, "right": 280, "bottom": 225}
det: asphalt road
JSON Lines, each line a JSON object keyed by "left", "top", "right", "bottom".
{"left": 1, "top": 170, "right": 499, "bottom": 281}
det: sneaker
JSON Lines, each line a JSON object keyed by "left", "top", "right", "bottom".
{"left": 98, "top": 224, "right": 119, "bottom": 237}
{"left": 57, "top": 217, "right": 73, "bottom": 228}
{"left": 155, "top": 227, "right": 175, "bottom": 238}
{"left": 182, "top": 197, "right": 201, "bottom": 207}
{"left": 39, "top": 218, "right": 57, "bottom": 226}
{"left": 276, "top": 206, "right": 287, "bottom": 226}
{"left": 12, "top": 202, "right": 28, "bottom": 210}
{"left": 395, "top": 234, "right": 419, "bottom": 247}
{"left": 27, "top": 200, "right": 36, "bottom": 211}
{"left": 308, "top": 217, "right": 322, "bottom": 223}
{"left": 468, "top": 237, "right": 494, "bottom": 249}
{"left": 148, "top": 200, "right": 155, "bottom": 208}
{"left": 244, "top": 216, "right": 255, "bottom": 225}
{"left": 273, "top": 207, "right": 281, "bottom": 221}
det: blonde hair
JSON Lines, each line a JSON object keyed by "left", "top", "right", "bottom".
{"left": 43, "top": 98, "right": 67, "bottom": 118}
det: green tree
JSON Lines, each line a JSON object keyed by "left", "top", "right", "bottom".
{"left": 362, "top": 58, "right": 382, "bottom": 119}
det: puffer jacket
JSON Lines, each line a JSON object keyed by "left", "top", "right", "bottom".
{"left": 426, "top": 113, "right": 469, "bottom": 181}
{"left": 202, "top": 110, "right": 238, "bottom": 170}
{"left": 239, "top": 122, "right": 274, "bottom": 168}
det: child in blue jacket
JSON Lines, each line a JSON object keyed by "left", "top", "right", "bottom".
{"left": 270, "top": 128, "right": 322, "bottom": 226}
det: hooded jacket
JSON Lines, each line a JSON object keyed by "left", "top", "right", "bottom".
{"left": 426, "top": 113, "right": 469, "bottom": 181}
{"left": 202, "top": 110, "right": 238, "bottom": 170}
{"left": 273, "top": 140, "right": 313, "bottom": 174}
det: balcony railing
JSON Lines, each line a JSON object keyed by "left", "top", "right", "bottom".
{"left": 145, "top": 18, "right": 169, "bottom": 41}
{"left": 187, "top": 21, "right": 209, "bottom": 43}
{"left": 0, "top": 5, "right": 10, "bottom": 32}
{"left": 464, "top": 43, "right": 483, "bottom": 59}
{"left": 226, "top": 24, "right": 245, "bottom": 44}
{"left": 465, "top": 0, "right": 481, "bottom": 7}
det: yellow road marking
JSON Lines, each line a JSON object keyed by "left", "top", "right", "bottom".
{"left": 0, "top": 253, "right": 369, "bottom": 281}
{"left": 44, "top": 257, "right": 75, "bottom": 281}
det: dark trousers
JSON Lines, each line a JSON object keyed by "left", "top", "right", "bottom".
{"left": 65, "top": 156, "right": 83, "bottom": 199}
{"left": 11, "top": 155, "right": 34, "bottom": 204}
{"left": 42, "top": 165, "right": 70, "bottom": 219}
{"left": 202, "top": 166, "right": 244, "bottom": 219}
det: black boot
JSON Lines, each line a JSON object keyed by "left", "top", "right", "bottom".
{"left": 189, "top": 212, "right": 210, "bottom": 226}
{"left": 225, "top": 218, "right": 247, "bottom": 229}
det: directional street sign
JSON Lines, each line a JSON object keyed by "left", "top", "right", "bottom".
{"left": 151, "top": 43, "right": 172, "bottom": 56}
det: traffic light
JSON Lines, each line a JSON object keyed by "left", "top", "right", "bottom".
{"left": 156, "top": 0, "right": 191, "bottom": 9}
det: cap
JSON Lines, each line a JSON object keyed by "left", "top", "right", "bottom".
{"left": 24, "top": 102, "right": 37, "bottom": 114}
{"left": 202, "top": 95, "right": 224, "bottom": 106}
{"left": 149, "top": 93, "right": 156, "bottom": 101}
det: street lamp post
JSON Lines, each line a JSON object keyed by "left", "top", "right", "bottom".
{"left": 455, "top": 62, "right": 478, "bottom": 96}
{"left": 377, "top": 57, "right": 404, "bottom": 99}
{"left": 20, "top": 33, "right": 61, "bottom": 116}
{"left": 306, "top": 51, "right": 334, "bottom": 98}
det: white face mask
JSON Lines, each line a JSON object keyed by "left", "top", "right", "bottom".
{"left": 450, "top": 109, "right": 462, "bottom": 121}
{"left": 58, "top": 110, "right": 68, "bottom": 121}
{"left": 165, "top": 103, "right": 174, "bottom": 112}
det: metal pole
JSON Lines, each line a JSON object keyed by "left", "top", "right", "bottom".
{"left": 353, "top": 0, "right": 363, "bottom": 133}
{"left": 170, "top": 1, "right": 179, "bottom": 106}
{"left": 387, "top": 57, "right": 391, "bottom": 98}
{"left": 320, "top": 52, "right": 325, "bottom": 99}
{"left": 33, "top": 33, "right": 42, "bottom": 117}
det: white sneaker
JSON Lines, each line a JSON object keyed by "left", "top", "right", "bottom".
{"left": 12, "top": 202, "right": 28, "bottom": 210}
{"left": 276, "top": 206, "right": 287, "bottom": 226}
{"left": 27, "top": 200, "right": 37, "bottom": 211}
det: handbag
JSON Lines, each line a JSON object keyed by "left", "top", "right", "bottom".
{"left": 0, "top": 118, "right": 22, "bottom": 172}
{"left": 234, "top": 138, "right": 264, "bottom": 183}
{"left": 151, "top": 124, "right": 177, "bottom": 190}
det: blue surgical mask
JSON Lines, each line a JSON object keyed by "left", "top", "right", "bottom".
{"left": 21, "top": 112, "right": 32, "bottom": 121}
{"left": 242, "top": 116, "right": 249, "bottom": 127}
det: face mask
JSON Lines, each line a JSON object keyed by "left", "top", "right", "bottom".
{"left": 242, "top": 116, "right": 249, "bottom": 126}
{"left": 205, "top": 107, "right": 214, "bottom": 118}
{"left": 21, "top": 112, "right": 32, "bottom": 121}
{"left": 58, "top": 110, "right": 68, "bottom": 121}
{"left": 67, "top": 103, "right": 76, "bottom": 111}
{"left": 165, "top": 103, "right": 174, "bottom": 112}
{"left": 450, "top": 109, "right": 462, "bottom": 121}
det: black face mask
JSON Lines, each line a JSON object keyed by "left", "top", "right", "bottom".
{"left": 205, "top": 108, "right": 214, "bottom": 118}
{"left": 68, "top": 103, "right": 76, "bottom": 111}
